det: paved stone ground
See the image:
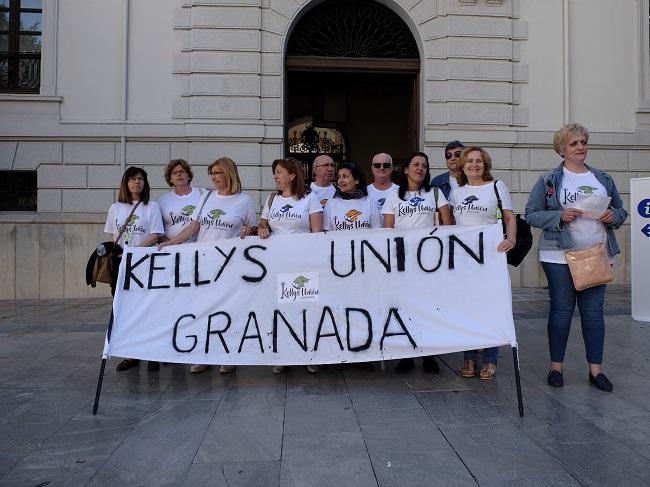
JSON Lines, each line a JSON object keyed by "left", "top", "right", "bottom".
{"left": 0, "top": 287, "right": 649, "bottom": 487}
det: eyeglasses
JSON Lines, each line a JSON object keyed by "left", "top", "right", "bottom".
{"left": 315, "top": 163, "right": 335, "bottom": 168}
{"left": 171, "top": 170, "right": 187, "bottom": 176}
{"left": 372, "top": 163, "right": 392, "bottom": 169}
{"left": 209, "top": 171, "right": 224, "bottom": 176}
{"left": 445, "top": 151, "right": 462, "bottom": 160}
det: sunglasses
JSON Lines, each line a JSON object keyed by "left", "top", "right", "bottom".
{"left": 372, "top": 163, "right": 392, "bottom": 169}
{"left": 445, "top": 151, "right": 462, "bottom": 160}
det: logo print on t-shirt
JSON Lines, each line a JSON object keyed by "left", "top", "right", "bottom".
{"left": 377, "top": 197, "right": 386, "bottom": 209}
{"left": 345, "top": 209, "right": 362, "bottom": 222}
{"left": 280, "top": 204, "right": 293, "bottom": 214}
{"left": 578, "top": 185, "right": 597, "bottom": 195}
{"left": 462, "top": 195, "right": 479, "bottom": 205}
{"left": 180, "top": 205, "right": 195, "bottom": 217}
{"left": 209, "top": 209, "right": 225, "bottom": 220}
{"left": 320, "top": 198, "right": 329, "bottom": 207}
{"left": 408, "top": 196, "right": 425, "bottom": 207}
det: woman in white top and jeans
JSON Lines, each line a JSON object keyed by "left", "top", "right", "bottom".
{"left": 449, "top": 147, "right": 516, "bottom": 381}
{"left": 525, "top": 124, "right": 627, "bottom": 392}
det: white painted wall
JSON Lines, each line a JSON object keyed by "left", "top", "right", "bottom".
{"left": 568, "top": 0, "right": 637, "bottom": 131}
{"left": 129, "top": 0, "right": 183, "bottom": 121}
{"left": 518, "top": 0, "right": 565, "bottom": 131}
{"left": 520, "top": 0, "right": 638, "bottom": 132}
{"left": 57, "top": 0, "right": 123, "bottom": 121}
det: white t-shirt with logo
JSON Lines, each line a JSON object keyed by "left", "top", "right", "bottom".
{"left": 540, "top": 168, "right": 609, "bottom": 264}
{"left": 309, "top": 183, "right": 336, "bottom": 208}
{"left": 261, "top": 192, "right": 322, "bottom": 234}
{"left": 323, "top": 196, "right": 381, "bottom": 231}
{"left": 367, "top": 183, "right": 399, "bottom": 225}
{"left": 450, "top": 180, "right": 513, "bottom": 226}
{"left": 104, "top": 201, "right": 164, "bottom": 247}
{"left": 192, "top": 191, "right": 256, "bottom": 242}
{"left": 382, "top": 189, "right": 448, "bottom": 229}
{"left": 157, "top": 187, "right": 204, "bottom": 240}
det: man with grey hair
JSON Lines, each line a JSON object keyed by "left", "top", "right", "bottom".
{"left": 367, "top": 152, "right": 398, "bottom": 223}
{"left": 310, "top": 154, "right": 336, "bottom": 208}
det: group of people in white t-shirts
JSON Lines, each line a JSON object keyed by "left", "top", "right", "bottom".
{"left": 105, "top": 144, "right": 516, "bottom": 381}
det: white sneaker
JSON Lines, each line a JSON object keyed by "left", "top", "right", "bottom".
{"left": 219, "top": 365, "right": 236, "bottom": 373}
{"left": 306, "top": 365, "right": 321, "bottom": 374}
{"left": 272, "top": 366, "right": 286, "bottom": 374}
{"left": 190, "top": 364, "right": 208, "bottom": 374}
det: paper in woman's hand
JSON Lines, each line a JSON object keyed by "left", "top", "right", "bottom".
{"left": 574, "top": 194, "right": 611, "bottom": 219}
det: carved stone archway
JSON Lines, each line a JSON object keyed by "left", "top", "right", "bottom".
{"left": 285, "top": 0, "right": 421, "bottom": 181}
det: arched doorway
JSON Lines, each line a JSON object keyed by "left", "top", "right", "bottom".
{"left": 285, "top": 0, "right": 420, "bottom": 183}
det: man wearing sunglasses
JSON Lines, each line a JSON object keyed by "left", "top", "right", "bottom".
{"left": 431, "top": 140, "right": 465, "bottom": 199}
{"left": 367, "top": 152, "right": 398, "bottom": 223}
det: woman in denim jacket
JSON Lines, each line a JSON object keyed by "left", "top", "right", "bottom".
{"left": 525, "top": 123, "right": 627, "bottom": 392}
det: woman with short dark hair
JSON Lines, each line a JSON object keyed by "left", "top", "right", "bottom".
{"left": 158, "top": 159, "right": 204, "bottom": 242}
{"left": 322, "top": 162, "right": 381, "bottom": 231}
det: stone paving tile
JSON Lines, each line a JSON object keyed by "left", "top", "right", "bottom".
{"left": 348, "top": 378, "right": 421, "bottom": 410}
{"left": 356, "top": 407, "right": 451, "bottom": 453}
{"left": 415, "top": 389, "right": 508, "bottom": 427}
{"left": 547, "top": 441, "right": 650, "bottom": 487}
{"left": 370, "top": 451, "right": 477, "bottom": 487}
{"left": 87, "top": 400, "right": 217, "bottom": 486}
{"left": 440, "top": 422, "right": 567, "bottom": 484}
{"left": 182, "top": 461, "right": 281, "bottom": 486}
{"left": 479, "top": 475, "right": 583, "bottom": 487}
{"left": 195, "top": 413, "right": 284, "bottom": 463}
{"left": 0, "top": 418, "right": 134, "bottom": 487}
{"left": 280, "top": 432, "right": 377, "bottom": 487}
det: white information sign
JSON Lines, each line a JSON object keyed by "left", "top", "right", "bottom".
{"left": 104, "top": 224, "right": 517, "bottom": 365}
{"left": 631, "top": 177, "right": 650, "bottom": 321}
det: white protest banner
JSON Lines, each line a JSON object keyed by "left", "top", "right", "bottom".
{"left": 104, "top": 223, "right": 517, "bottom": 365}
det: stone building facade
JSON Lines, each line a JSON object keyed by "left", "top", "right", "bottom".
{"left": 1, "top": 0, "right": 648, "bottom": 298}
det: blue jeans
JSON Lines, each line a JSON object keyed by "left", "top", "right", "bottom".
{"left": 463, "top": 347, "right": 498, "bottom": 365}
{"left": 541, "top": 262, "right": 607, "bottom": 364}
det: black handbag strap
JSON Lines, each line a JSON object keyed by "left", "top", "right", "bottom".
{"left": 196, "top": 190, "right": 214, "bottom": 219}
{"left": 492, "top": 180, "right": 507, "bottom": 237}
{"left": 114, "top": 201, "right": 141, "bottom": 245}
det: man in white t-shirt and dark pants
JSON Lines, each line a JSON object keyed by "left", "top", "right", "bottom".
{"left": 367, "top": 152, "right": 398, "bottom": 223}
{"left": 309, "top": 155, "right": 336, "bottom": 208}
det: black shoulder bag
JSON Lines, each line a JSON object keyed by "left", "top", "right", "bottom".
{"left": 493, "top": 181, "right": 533, "bottom": 267}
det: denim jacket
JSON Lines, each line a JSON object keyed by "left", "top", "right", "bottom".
{"left": 524, "top": 163, "right": 627, "bottom": 256}
{"left": 431, "top": 172, "right": 452, "bottom": 200}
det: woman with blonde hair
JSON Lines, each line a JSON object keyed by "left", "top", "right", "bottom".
{"left": 449, "top": 146, "right": 516, "bottom": 381}
{"left": 160, "top": 156, "right": 257, "bottom": 374}
{"left": 525, "top": 123, "right": 627, "bottom": 391}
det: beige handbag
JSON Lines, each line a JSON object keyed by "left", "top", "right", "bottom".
{"left": 565, "top": 243, "right": 614, "bottom": 291}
